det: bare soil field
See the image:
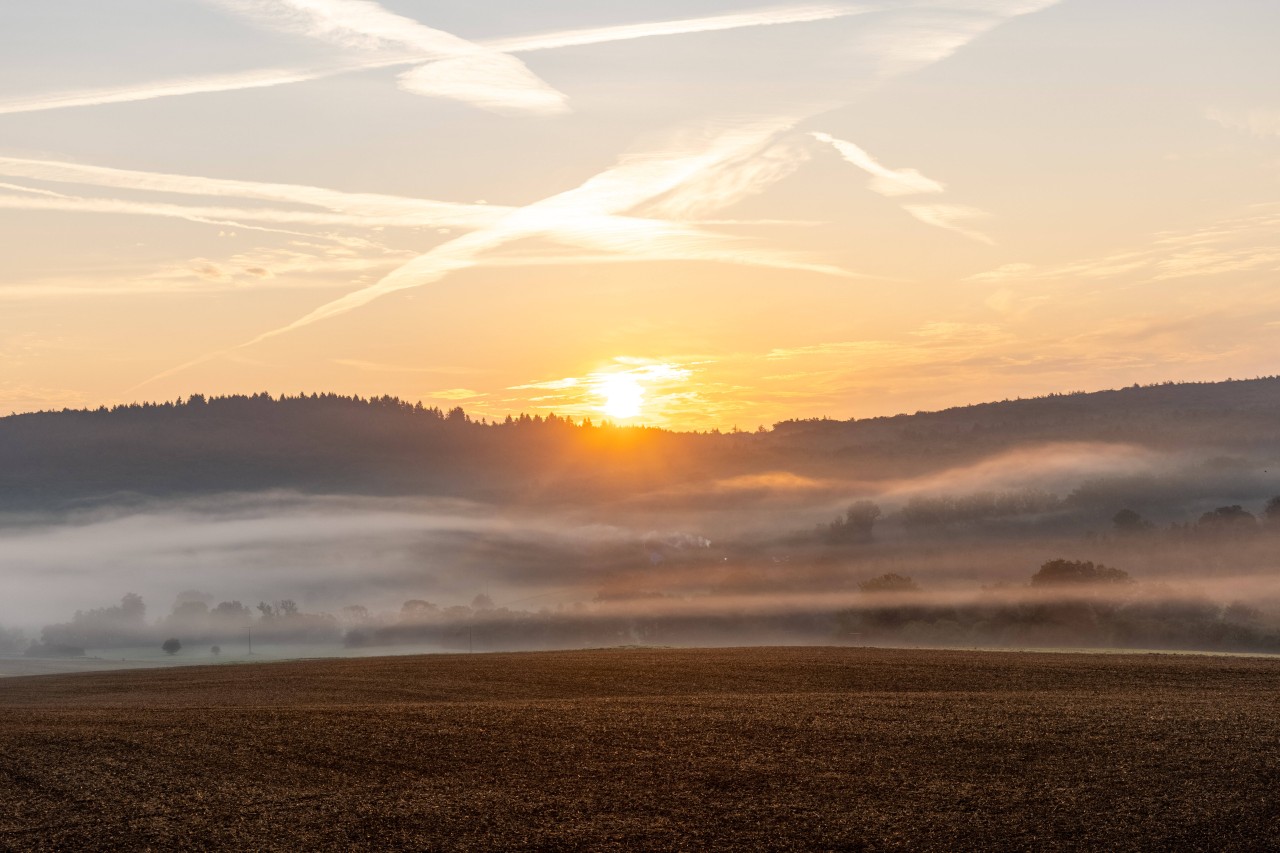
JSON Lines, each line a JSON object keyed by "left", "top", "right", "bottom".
{"left": 0, "top": 646, "right": 1278, "bottom": 851}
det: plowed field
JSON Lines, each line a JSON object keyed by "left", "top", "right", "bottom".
{"left": 1, "top": 647, "right": 1278, "bottom": 851}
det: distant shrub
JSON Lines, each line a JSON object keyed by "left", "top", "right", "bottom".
{"left": 820, "top": 501, "right": 881, "bottom": 544}
{"left": 1112, "top": 508, "right": 1153, "bottom": 534}
{"left": 1031, "top": 559, "right": 1131, "bottom": 587}
{"left": 859, "top": 573, "right": 921, "bottom": 594}
{"left": 1197, "top": 505, "right": 1257, "bottom": 530}
{"left": 161, "top": 638, "right": 182, "bottom": 655}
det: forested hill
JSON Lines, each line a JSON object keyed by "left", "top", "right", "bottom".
{"left": 3, "top": 378, "right": 1280, "bottom": 509}
{"left": 769, "top": 377, "right": 1280, "bottom": 453}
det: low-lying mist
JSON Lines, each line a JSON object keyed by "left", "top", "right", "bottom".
{"left": 5, "top": 428, "right": 1280, "bottom": 665}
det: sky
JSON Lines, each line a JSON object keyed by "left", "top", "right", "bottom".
{"left": 1, "top": 0, "right": 1278, "bottom": 429}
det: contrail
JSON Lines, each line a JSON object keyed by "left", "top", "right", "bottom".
{"left": 0, "top": 5, "right": 865, "bottom": 116}
{"left": 130, "top": 115, "right": 848, "bottom": 389}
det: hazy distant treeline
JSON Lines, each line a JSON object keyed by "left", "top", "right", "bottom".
{"left": 18, "top": 526, "right": 1280, "bottom": 657}
{"left": 7, "top": 377, "right": 1280, "bottom": 658}
{"left": 5, "top": 377, "right": 1280, "bottom": 511}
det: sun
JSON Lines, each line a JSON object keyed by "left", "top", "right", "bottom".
{"left": 599, "top": 372, "right": 644, "bottom": 420}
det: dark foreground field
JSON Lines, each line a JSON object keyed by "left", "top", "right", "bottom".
{"left": 1, "top": 648, "right": 1278, "bottom": 851}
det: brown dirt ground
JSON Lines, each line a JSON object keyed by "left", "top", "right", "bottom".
{"left": 0, "top": 646, "right": 1278, "bottom": 851}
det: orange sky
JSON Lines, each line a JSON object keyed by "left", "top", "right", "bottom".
{"left": 2, "top": 1, "right": 1278, "bottom": 429}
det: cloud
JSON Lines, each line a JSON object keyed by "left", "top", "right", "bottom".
{"left": 0, "top": 192, "right": 447, "bottom": 243}
{"left": 763, "top": 322, "right": 1013, "bottom": 372}
{"left": 487, "top": 3, "right": 863, "bottom": 53}
{"left": 901, "top": 203, "right": 995, "bottom": 244}
{"left": 810, "top": 131, "right": 994, "bottom": 243}
{"left": 132, "top": 113, "right": 858, "bottom": 388}
{"left": 0, "top": 181, "right": 72, "bottom": 199}
{"left": 506, "top": 361, "right": 696, "bottom": 423}
{"left": 191, "top": 260, "right": 233, "bottom": 282}
{"left": 0, "top": 155, "right": 506, "bottom": 228}
{"left": 0, "top": 5, "right": 864, "bottom": 117}
{"left": 969, "top": 205, "right": 1280, "bottom": 284}
{"left": 395, "top": 54, "right": 568, "bottom": 114}
{"left": 811, "top": 132, "right": 945, "bottom": 196}
{"left": 641, "top": 141, "right": 813, "bottom": 220}
{"left": 0, "top": 155, "right": 825, "bottom": 242}
{"left": 1206, "top": 107, "right": 1280, "bottom": 139}
{"left": 331, "top": 359, "right": 484, "bottom": 375}
{"left": 0, "top": 149, "right": 848, "bottom": 308}
{"left": 426, "top": 389, "right": 484, "bottom": 401}
{"left": 212, "top": 0, "right": 569, "bottom": 115}
{"left": 847, "top": 0, "right": 1062, "bottom": 78}
{"left": 0, "top": 64, "right": 374, "bottom": 117}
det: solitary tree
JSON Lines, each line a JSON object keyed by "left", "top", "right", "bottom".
{"left": 822, "top": 500, "right": 882, "bottom": 544}
{"left": 161, "top": 637, "right": 182, "bottom": 655}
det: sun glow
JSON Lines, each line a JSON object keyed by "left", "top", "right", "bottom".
{"left": 599, "top": 372, "right": 644, "bottom": 419}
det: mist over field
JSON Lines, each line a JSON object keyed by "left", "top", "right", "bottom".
{"left": 4, "top": 378, "right": 1280, "bottom": 664}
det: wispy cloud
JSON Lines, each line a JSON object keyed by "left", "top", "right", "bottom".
{"left": 0, "top": 64, "right": 371, "bottom": 117}
{"left": 424, "top": 388, "right": 484, "bottom": 401}
{"left": 641, "top": 140, "right": 813, "bottom": 220}
{"left": 0, "top": 181, "right": 72, "bottom": 199}
{"left": 0, "top": 152, "right": 846, "bottom": 283}
{"left": 849, "top": 0, "right": 1061, "bottom": 78}
{"left": 969, "top": 205, "right": 1280, "bottom": 284}
{"left": 0, "top": 192, "right": 432, "bottom": 241}
{"left": 811, "top": 131, "right": 993, "bottom": 243}
{"left": 1206, "top": 106, "right": 1280, "bottom": 139}
{"left": 901, "top": 203, "right": 994, "bottom": 244}
{"left": 811, "top": 131, "right": 945, "bottom": 196}
{"left": 0, "top": 150, "right": 849, "bottom": 304}
{"left": 237, "top": 115, "right": 840, "bottom": 336}
{"left": 0, "top": 155, "right": 505, "bottom": 228}
{"left": 0, "top": 5, "right": 864, "bottom": 117}
{"left": 485, "top": 4, "right": 863, "bottom": 53}
{"left": 212, "top": 0, "right": 569, "bottom": 114}
{"left": 133, "top": 115, "right": 855, "bottom": 387}
{"left": 331, "top": 359, "right": 485, "bottom": 375}
{"left": 765, "top": 322, "right": 1010, "bottom": 362}
{"left": 507, "top": 361, "right": 695, "bottom": 422}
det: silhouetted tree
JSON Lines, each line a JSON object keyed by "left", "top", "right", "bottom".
{"left": 400, "top": 600, "right": 439, "bottom": 621}
{"left": 822, "top": 500, "right": 881, "bottom": 544}
{"left": 1112, "top": 508, "right": 1153, "bottom": 534}
{"left": 1197, "top": 505, "right": 1257, "bottom": 532}
{"left": 161, "top": 638, "right": 182, "bottom": 655}
{"left": 120, "top": 593, "right": 146, "bottom": 625}
{"left": 340, "top": 605, "right": 370, "bottom": 626}
{"left": 1031, "top": 559, "right": 1131, "bottom": 587}
{"left": 858, "top": 573, "right": 921, "bottom": 594}
{"left": 1264, "top": 496, "right": 1280, "bottom": 526}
